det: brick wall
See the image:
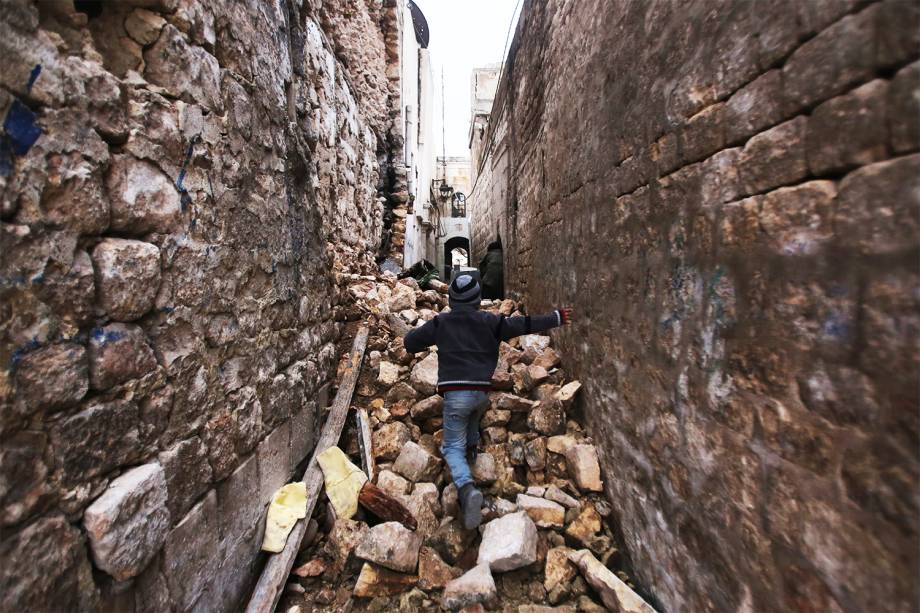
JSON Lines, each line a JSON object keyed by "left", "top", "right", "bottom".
{"left": 0, "top": 0, "right": 392, "bottom": 610}
{"left": 469, "top": 0, "right": 919, "bottom": 610}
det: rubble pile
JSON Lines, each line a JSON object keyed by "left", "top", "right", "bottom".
{"left": 277, "top": 270, "right": 653, "bottom": 613}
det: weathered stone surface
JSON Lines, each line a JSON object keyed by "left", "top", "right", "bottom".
{"left": 92, "top": 238, "right": 161, "bottom": 321}
{"left": 163, "top": 491, "right": 219, "bottom": 611}
{"left": 353, "top": 562, "right": 418, "bottom": 597}
{"left": 888, "top": 61, "right": 920, "bottom": 154}
{"left": 159, "top": 437, "right": 212, "bottom": 522}
{"left": 13, "top": 343, "right": 88, "bottom": 414}
{"left": 257, "top": 420, "right": 291, "bottom": 505}
{"left": 564, "top": 445, "right": 603, "bottom": 492}
{"left": 409, "top": 352, "right": 439, "bottom": 395}
{"left": 491, "top": 392, "right": 536, "bottom": 412}
{"left": 517, "top": 494, "right": 565, "bottom": 529}
{"left": 216, "top": 452, "right": 260, "bottom": 560}
{"left": 807, "top": 79, "right": 888, "bottom": 175}
{"left": 477, "top": 511, "right": 538, "bottom": 572}
{"left": 145, "top": 25, "right": 223, "bottom": 113}
{"left": 524, "top": 437, "right": 547, "bottom": 471}
{"left": 88, "top": 323, "right": 158, "bottom": 390}
{"left": 528, "top": 401, "right": 565, "bottom": 435}
{"left": 545, "top": 484, "right": 579, "bottom": 509}
{"left": 568, "top": 550, "right": 656, "bottom": 613}
{"left": 377, "top": 469, "right": 411, "bottom": 496}
{"left": 84, "top": 463, "right": 170, "bottom": 582}
{"left": 418, "top": 545, "right": 462, "bottom": 590}
{"left": 377, "top": 360, "right": 400, "bottom": 385}
{"left": 393, "top": 441, "right": 441, "bottom": 482}
{"left": 326, "top": 518, "right": 370, "bottom": 575}
{"left": 472, "top": 452, "right": 498, "bottom": 484}
{"left": 0, "top": 515, "right": 98, "bottom": 611}
{"left": 355, "top": 521, "right": 423, "bottom": 573}
{"left": 738, "top": 117, "right": 808, "bottom": 195}
{"left": 125, "top": 9, "right": 167, "bottom": 46}
{"left": 565, "top": 504, "right": 601, "bottom": 546}
{"left": 546, "top": 435, "right": 577, "bottom": 455}
{"left": 373, "top": 421, "right": 412, "bottom": 461}
{"left": 442, "top": 564, "right": 498, "bottom": 612}
{"left": 544, "top": 546, "right": 578, "bottom": 592}
{"left": 519, "top": 335, "right": 551, "bottom": 353}
{"left": 54, "top": 399, "right": 141, "bottom": 483}
{"left": 411, "top": 394, "right": 443, "bottom": 420}
{"left": 107, "top": 155, "right": 182, "bottom": 234}
{"left": 426, "top": 518, "right": 475, "bottom": 566}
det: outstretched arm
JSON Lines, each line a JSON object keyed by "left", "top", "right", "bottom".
{"left": 498, "top": 308, "right": 573, "bottom": 341}
{"left": 404, "top": 317, "right": 438, "bottom": 353}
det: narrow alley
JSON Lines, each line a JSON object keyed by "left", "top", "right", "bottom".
{"left": 0, "top": 1, "right": 917, "bottom": 612}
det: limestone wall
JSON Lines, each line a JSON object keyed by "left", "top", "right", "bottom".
{"left": 0, "top": 0, "right": 393, "bottom": 610}
{"left": 469, "top": 0, "right": 919, "bottom": 610}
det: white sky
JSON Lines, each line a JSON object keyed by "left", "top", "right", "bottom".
{"left": 413, "top": 0, "right": 522, "bottom": 157}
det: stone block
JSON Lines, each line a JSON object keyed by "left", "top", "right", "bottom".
{"left": 679, "top": 102, "right": 726, "bottom": 164}
{"left": 377, "top": 360, "right": 400, "bottom": 385}
{"left": 355, "top": 521, "right": 423, "bottom": 573}
{"left": 725, "top": 69, "right": 784, "bottom": 145}
{"left": 13, "top": 343, "right": 88, "bottom": 414}
{"left": 409, "top": 352, "right": 438, "bottom": 395}
{"left": 144, "top": 25, "right": 223, "bottom": 113}
{"left": 163, "top": 491, "right": 219, "bottom": 611}
{"left": 699, "top": 148, "right": 742, "bottom": 207}
{"left": 372, "top": 421, "right": 412, "bottom": 461}
{"left": 216, "top": 453, "right": 260, "bottom": 560}
{"left": 442, "top": 564, "right": 498, "bottom": 611}
{"left": 418, "top": 545, "right": 462, "bottom": 590}
{"left": 353, "top": 562, "right": 419, "bottom": 598}
{"left": 125, "top": 9, "right": 167, "bottom": 46}
{"left": 516, "top": 494, "right": 565, "bottom": 529}
{"left": 88, "top": 323, "right": 158, "bottom": 390}
{"left": 325, "top": 518, "right": 370, "bottom": 575}
{"left": 807, "top": 79, "right": 888, "bottom": 175}
{"left": 719, "top": 195, "right": 762, "bottom": 247}
{"left": 565, "top": 504, "right": 602, "bottom": 546}
{"left": 472, "top": 452, "right": 498, "bottom": 484}
{"left": 84, "top": 462, "right": 170, "bottom": 581}
{"left": 106, "top": 155, "right": 182, "bottom": 234}
{"left": 54, "top": 399, "right": 140, "bottom": 483}
{"left": 782, "top": 5, "right": 877, "bottom": 113}
{"left": 92, "top": 238, "right": 161, "bottom": 321}
{"left": 290, "top": 401, "right": 317, "bottom": 471}
{"left": 888, "top": 61, "right": 920, "bottom": 154}
{"left": 835, "top": 154, "right": 920, "bottom": 255}
{"left": 760, "top": 180, "right": 836, "bottom": 256}
{"left": 544, "top": 546, "right": 578, "bottom": 592}
{"left": 258, "top": 421, "right": 292, "bottom": 505}
{"left": 876, "top": 0, "right": 920, "bottom": 69}
{"left": 568, "top": 549, "right": 656, "bottom": 613}
{"left": 202, "top": 387, "right": 263, "bottom": 481}
{"left": 426, "top": 518, "right": 476, "bottom": 566}
{"left": 524, "top": 437, "right": 547, "bottom": 471}
{"left": 159, "top": 437, "right": 213, "bottom": 523}
{"left": 477, "top": 511, "right": 538, "bottom": 572}
{"left": 545, "top": 484, "right": 579, "bottom": 509}
{"left": 0, "top": 515, "right": 99, "bottom": 611}
{"left": 528, "top": 401, "right": 565, "bottom": 436}
{"left": 376, "top": 469, "right": 411, "bottom": 496}
{"left": 738, "top": 117, "right": 808, "bottom": 196}
{"left": 393, "top": 441, "right": 441, "bottom": 482}
{"left": 0, "top": 431, "right": 52, "bottom": 526}
{"left": 565, "top": 445, "right": 603, "bottom": 492}
{"left": 410, "top": 394, "right": 443, "bottom": 420}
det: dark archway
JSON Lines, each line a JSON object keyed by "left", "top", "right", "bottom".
{"left": 443, "top": 236, "right": 470, "bottom": 281}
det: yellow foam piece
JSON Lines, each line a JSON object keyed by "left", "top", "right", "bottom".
{"left": 261, "top": 482, "right": 308, "bottom": 553}
{"left": 317, "top": 446, "right": 368, "bottom": 520}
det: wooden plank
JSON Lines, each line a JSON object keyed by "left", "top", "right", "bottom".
{"left": 355, "top": 408, "right": 375, "bottom": 483}
{"left": 245, "top": 325, "right": 369, "bottom": 613}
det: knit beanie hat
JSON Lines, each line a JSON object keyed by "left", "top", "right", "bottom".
{"left": 449, "top": 274, "right": 481, "bottom": 305}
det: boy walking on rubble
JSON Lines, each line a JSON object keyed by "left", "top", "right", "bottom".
{"left": 404, "top": 274, "right": 572, "bottom": 529}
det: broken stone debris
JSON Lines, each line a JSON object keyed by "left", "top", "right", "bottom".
{"left": 276, "top": 272, "right": 629, "bottom": 612}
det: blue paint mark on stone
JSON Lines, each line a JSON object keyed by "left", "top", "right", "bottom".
{"left": 822, "top": 313, "right": 851, "bottom": 341}
{"left": 8, "top": 338, "right": 41, "bottom": 371}
{"left": 4, "top": 100, "right": 42, "bottom": 156}
{"left": 27, "top": 65, "right": 41, "bottom": 93}
{"left": 91, "top": 327, "right": 127, "bottom": 345}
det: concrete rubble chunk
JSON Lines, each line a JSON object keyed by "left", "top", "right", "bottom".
{"left": 393, "top": 441, "right": 441, "bottom": 482}
{"left": 409, "top": 352, "right": 439, "bottom": 395}
{"left": 568, "top": 550, "right": 658, "bottom": 613}
{"left": 565, "top": 445, "right": 603, "bottom": 492}
{"left": 355, "top": 521, "right": 423, "bottom": 573}
{"left": 84, "top": 463, "right": 170, "bottom": 581}
{"left": 477, "top": 511, "right": 539, "bottom": 572}
{"left": 442, "top": 563, "right": 499, "bottom": 611}
{"left": 516, "top": 494, "right": 565, "bottom": 529}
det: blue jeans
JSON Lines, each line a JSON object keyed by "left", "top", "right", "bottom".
{"left": 441, "top": 390, "right": 489, "bottom": 489}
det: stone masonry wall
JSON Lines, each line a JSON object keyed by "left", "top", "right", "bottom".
{"left": 470, "top": 0, "right": 919, "bottom": 611}
{"left": 0, "top": 0, "right": 393, "bottom": 610}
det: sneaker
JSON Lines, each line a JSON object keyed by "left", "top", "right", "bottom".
{"left": 458, "top": 483, "right": 483, "bottom": 530}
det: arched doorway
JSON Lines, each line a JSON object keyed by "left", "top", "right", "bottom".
{"left": 443, "top": 236, "right": 470, "bottom": 281}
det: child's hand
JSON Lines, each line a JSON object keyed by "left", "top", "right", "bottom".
{"left": 560, "top": 308, "right": 574, "bottom": 325}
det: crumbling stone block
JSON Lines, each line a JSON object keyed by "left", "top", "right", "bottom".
{"left": 88, "top": 323, "right": 158, "bottom": 390}
{"left": 84, "top": 462, "right": 170, "bottom": 581}
{"left": 92, "top": 238, "right": 161, "bottom": 321}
